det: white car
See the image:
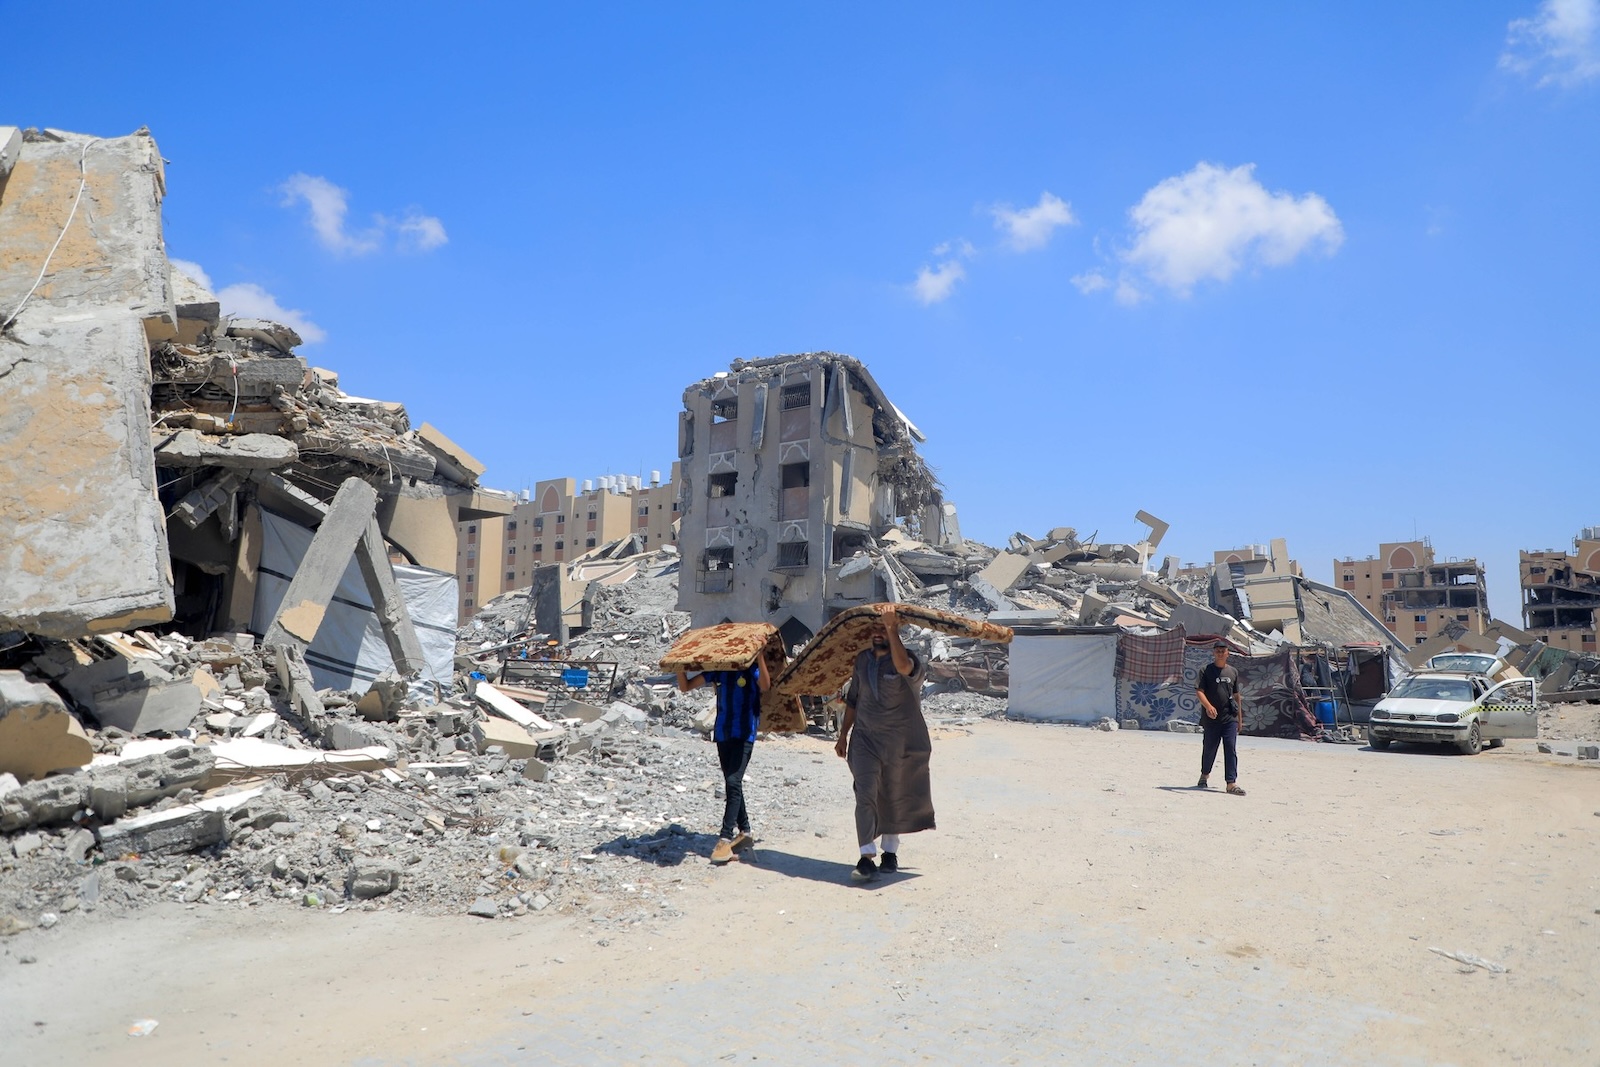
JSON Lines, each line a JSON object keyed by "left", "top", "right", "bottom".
{"left": 1368, "top": 670, "right": 1541, "bottom": 755}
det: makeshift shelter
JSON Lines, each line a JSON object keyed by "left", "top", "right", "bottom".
{"left": 1006, "top": 625, "right": 1119, "bottom": 723}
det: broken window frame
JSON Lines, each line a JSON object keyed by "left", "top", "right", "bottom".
{"left": 776, "top": 542, "right": 810, "bottom": 569}
{"left": 708, "top": 472, "right": 738, "bottom": 498}
{"left": 781, "top": 382, "right": 812, "bottom": 410}
{"left": 710, "top": 396, "right": 739, "bottom": 423}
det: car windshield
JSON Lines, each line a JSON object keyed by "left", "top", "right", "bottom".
{"left": 1428, "top": 654, "right": 1496, "bottom": 673}
{"left": 1390, "top": 677, "right": 1474, "bottom": 702}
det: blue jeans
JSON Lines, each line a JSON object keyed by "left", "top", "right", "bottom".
{"left": 716, "top": 739, "right": 754, "bottom": 840}
{"left": 1201, "top": 717, "right": 1239, "bottom": 784}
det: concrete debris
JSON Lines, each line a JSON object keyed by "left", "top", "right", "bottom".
{"left": 0, "top": 671, "right": 93, "bottom": 781}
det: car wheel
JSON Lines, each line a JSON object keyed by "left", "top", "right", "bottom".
{"left": 1457, "top": 721, "right": 1482, "bottom": 756}
{"left": 1488, "top": 737, "right": 1505, "bottom": 749}
{"left": 1369, "top": 732, "right": 1391, "bottom": 751}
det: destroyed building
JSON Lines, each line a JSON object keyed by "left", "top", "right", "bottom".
{"left": 674, "top": 353, "right": 952, "bottom": 646}
{"left": 1333, "top": 540, "right": 1490, "bottom": 647}
{"left": 455, "top": 466, "right": 679, "bottom": 619}
{"left": 1519, "top": 530, "right": 1600, "bottom": 655}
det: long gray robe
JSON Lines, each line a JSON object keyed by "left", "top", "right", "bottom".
{"left": 845, "top": 648, "right": 935, "bottom": 845}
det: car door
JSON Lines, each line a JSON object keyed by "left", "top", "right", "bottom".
{"left": 1479, "top": 678, "right": 1538, "bottom": 739}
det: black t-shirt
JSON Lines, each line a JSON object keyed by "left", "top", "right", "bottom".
{"left": 1198, "top": 663, "right": 1241, "bottom": 720}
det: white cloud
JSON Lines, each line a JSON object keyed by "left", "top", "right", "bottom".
{"left": 168, "top": 258, "right": 214, "bottom": 291}
{"left": 912, "top": 260, "right": 966, "bottom": 305}
{"left": 217, "top": 282, "right": 327, "bottom": 344}
{"left": 991, "top": 191, "right": 1078, "bottom": 251}
{"left": 1070, "top": 270, "right": 1109, "bottom": 294}
{"left": 280, "top": 174, "right": 448, "bottom": 256}
{"left": 393, "top": 211, "right": 449, "bottom": 252}
{"left": 1118, "top": 162, "right": 1342, "bottom": 296}
{"left": 281, "top": 173, "right": 382, "bottom": 256}
{"left": 1501, "top": 0, "right": 1600, "bottom": 87}
{"left": 931, "top": 238, "right": 977, "bottom": 259}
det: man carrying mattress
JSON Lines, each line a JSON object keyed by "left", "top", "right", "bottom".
{"left": 834, "top": 608, "right": 935, "bottom": 882}
{"left": 678, "top": 649, "right": 773, "bottom": 864}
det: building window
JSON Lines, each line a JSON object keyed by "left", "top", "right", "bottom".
{"left": 1414, "top": 614, "right": 1427, "bottom": 623}
{"left": 466, "top": 548, "right": 475, "bottom": 560}
{"left": 586, "top": 537, "right": 596, "bottom": 548}
{"left": 1342, "top": 574, "right": 1355, "bottom": 583}
{"left": 781, "top": 462, "right": 811, "bottom": 488}
{"left": 533, "top": 542, "right": 543, "bottom": 552}
{"left": 465, "top": 598, "right": 474, "bottom": 608}
{"left": 588, "top": 510, "right": 597, "bottom": 520}
{"left": 467, "top": 524, "right": 477, "bottom": 534}
{"left": 704, "top": 546, "right": 734, "bottom": 570}
{"left": 638, "top": 505, "right": 650, "bottom": 516}
{"left": 777, "top": 542, "right": 810, "bottom": 569}
{"left": 534, "top": 518, "right": 544, "bottom": 531}
{"left": 506, "top": 572, "right": 515, "bottom": 583}
{"left": 506, "top": 521, "right": 517, "bottom": 533}
{"left": 508, "top": 546, "right": 516, "bottom": 556}
{"left": 1381, "top": 572, "right": 1393, "bottom": 580}
{"left": 711, "top": 397, "right": 738, "bottom": 422}
{"left": 465, "top": 574, "right": 473, "bottom": 584}
{"left": 555, "top": 514, "right": 564, "bottom": 525}
{"left": 781, "top": 382, "right": 811, "bottom": 409}
{"left": 1456, "top": 614, "right": 1469, "bottom": 622}
{"left": 709, "top": 472, "right": 738, "bottom": 498}
{"left": 672, "top": 502, "right": 679, "bottom": 512}
{"left": 555, "top": 540, "right": 564, "bottom": 550}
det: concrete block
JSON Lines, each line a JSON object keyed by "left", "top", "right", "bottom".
{"left": 1579, "top": 745, "right": 1599, "bottom": 760}
{"left": 88, "top": 677, "right": 202, "bottom": 736}
{"left": 0, "top": 772, "right": 18, "bottom": 797}
{"left": 471, "top": 717, "right": 564, "bottom": 760}
{"left": 0, "top": 126, "right": 21, "bottom": 180}
{"left": 415, "top": 422, "right": 485, "bottom": 486}
{"left": 523, "top": 758, "right": 551, "bottom": 782}
{"left": 152, "top": 430, "right": 298, "bottom": 470}
{"left": 0, "top": 671, "right": 93, "bottom": 781}
{"left": 0, "top": 130, "right": 175, "bottom": 338}
{"left": 325, "top": 720, "right": 390, "bottom": 751}
{"left": 1169, "top": 602, "right": 1237, "bottom": 640}
{"left": 975, "top": 551, "right": 1032, "bottom": 594}
{"left": 346, "top": 860, "right": 401, "bottom": 899}
{"left": 225, "top": 318, "right": 302, "bottom": 354}
{"left": 96, "top": 786, "right": 263, "bottom": 857}
{"left": 0, "top": 310, "right": 174, "bottom": 638}
{"left": 169, "top": 264, "right": 220, "bottom": 344}
{"left": 12, "top": 832, "right": 44, "bottom": 858}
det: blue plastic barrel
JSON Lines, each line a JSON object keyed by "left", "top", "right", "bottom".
{"left": 1314, "top": 700, "right": 1336, "bottom": 725}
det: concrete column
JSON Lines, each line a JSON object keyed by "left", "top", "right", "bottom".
{"left": 356, "top": 517, "right": 425, "bottom": 674}
{"left": 263, "top": 477, "right": 378, "bottom": 648}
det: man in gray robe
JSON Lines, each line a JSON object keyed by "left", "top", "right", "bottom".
{"left": 834, "top": 608, "right": 935, "bottom": 882}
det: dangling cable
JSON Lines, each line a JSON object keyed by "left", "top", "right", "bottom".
{"left": 2, "top": 138, "right": 96, "bottom": 332}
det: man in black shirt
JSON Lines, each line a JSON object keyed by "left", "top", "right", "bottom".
{"left": 1195, "top": 641, "right": 1246, "bottom": 795}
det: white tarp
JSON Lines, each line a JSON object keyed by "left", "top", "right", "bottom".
{"left": 251, "top": 509, "right": 458, "bottom": 694}
{"left": 1007, "top": 632, "right": 1118, "bottom": 722}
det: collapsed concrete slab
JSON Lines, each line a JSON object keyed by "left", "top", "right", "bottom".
{"left": 0, "top": 671, "right": 92, "bottom": 781}
{"left": 0, "top": 310, "right": 174, "bottom": 637}
{"left": 153, "top": 429, "right": 298, "bottom": 469}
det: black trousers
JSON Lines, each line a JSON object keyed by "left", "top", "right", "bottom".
{"left": 1201, "top": 716, "right": 1239, "bottom": 784}
{"left": 716, "top": 739, "right": 754, "bottom": 840}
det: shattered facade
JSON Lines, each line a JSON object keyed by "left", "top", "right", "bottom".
{"left": 1519, "top": 529, "right": 1600, "bottom": 655}
{"left": 674, "top": 352, "right": 945, "bottom": 646}
{"left": 1332, "top": 540, "right": 1490, "bottom": 648}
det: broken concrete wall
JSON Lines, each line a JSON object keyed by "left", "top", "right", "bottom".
{"left": 1, "top": 310, "right": 174, "bottom": 636}
{"left": 0, "top": 129, "right": 175, "bottom": 339}
{"left": 0, "top": 671, "right": 92, "bottom": 781}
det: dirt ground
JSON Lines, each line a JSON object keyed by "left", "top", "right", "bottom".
{"left": 2, "top": 723, "right": 1597, "bottom": 1066}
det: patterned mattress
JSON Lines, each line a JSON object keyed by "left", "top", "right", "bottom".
{"left": 772, "top": 603, "right": 1014, "bottom": 698}
{"left": 659, "top": 622, "right": 781, "bottom": 672}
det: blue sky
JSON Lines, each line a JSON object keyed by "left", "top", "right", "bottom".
{"left": 7, "top": 2, "right": 1597, "bottom": 621}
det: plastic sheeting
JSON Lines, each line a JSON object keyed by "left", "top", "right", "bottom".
{"left": 1007, "top": 633, "right": 1118, "bottom": 722}
{"left": 251, "top": 509, "right": 458, "bottom": 694}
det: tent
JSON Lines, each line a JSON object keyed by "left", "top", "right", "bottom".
{"left": 1006, "top": 626, "right": 1119, "bottom": 723}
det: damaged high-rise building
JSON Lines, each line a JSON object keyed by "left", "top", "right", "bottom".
{"left": 674, "top": 353, "right": 953, "bottom": 648}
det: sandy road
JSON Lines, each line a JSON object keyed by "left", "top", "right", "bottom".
{"left": 3, "top": 722, "right": 1597, "bottom": 1066}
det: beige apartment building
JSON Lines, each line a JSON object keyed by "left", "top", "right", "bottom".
{"left": 1333, "top": 540, "right": 1489, "bottom": 646}
{"left": 455, "top": 469, "right": 680, "bottom": 618}
{"left": 1519, "top": 529, "right": 1600, "bottom": 654}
